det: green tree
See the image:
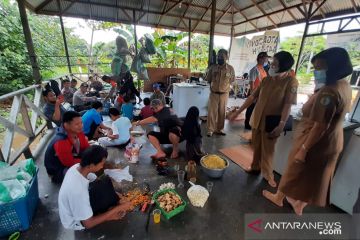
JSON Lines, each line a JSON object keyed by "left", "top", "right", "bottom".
{"left": 280, "top": 34, "right": 326, "bottom": 74}
{"left": 0, "top": 0, "right": 32, "bottom": 95}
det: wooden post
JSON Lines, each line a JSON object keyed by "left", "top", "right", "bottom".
{"left": 229, "top": 4, "right": 234, "bottom": 55}
{"left": 57, "top": 0, "right": 72, "bottom": 73}
{"left": 17, "top": 0, "right": 41, "bottom": 84}
{"left": 133, "top": 10, "right": 138, "bottom": 56}
{"left": 295, "top": 2, "right": 313, "bottom": 74}
{"left": 188, "top": 19, "right": 191, "bottom": 70}
{"left": 208, "top": 0, "right": 216, "bottom": 67}
{"left": 133, "top": 10, "right": 140, "bottom": 92}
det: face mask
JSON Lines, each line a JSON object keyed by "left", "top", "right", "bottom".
{"left": 314, "top": 70, "right": 326, "bottom": 83}
{"left": 217, "top": 58, "right": 225, "bottom": 65}
{"left": 314, "top": 82, "right": 325, "bottom": 91}
{"left": 268, "top": 67, "right": 280, "bottom": 77}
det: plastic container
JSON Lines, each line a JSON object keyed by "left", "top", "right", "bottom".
{"left": 152, "top": 189, "right": 186, "bottom": 220}
{"left": 0, "top": 169, "right": 39, "bottom": 237}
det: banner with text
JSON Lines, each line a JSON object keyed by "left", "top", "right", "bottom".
{"left": 229, "top": 30, "right": 280, "bottom": 77}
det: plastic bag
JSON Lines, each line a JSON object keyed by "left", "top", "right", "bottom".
{"left": 0, "top": 161, "right": 8, "bottom": 168}
{"left": 0, "top": 179, "right": 26, "bottom": 203}
{"left": 0, "top": 166, "right": 18, "bottom": 181}
{"left": 131, "top": 126, "right": 147, "bottom": 145}
{"left": 104, "top": 166, "right": 133, "bottom": 182}
{"left": 124, "top": 143, "right": 141, "bottom": 163}
{"left": 17, "top": 158, "right": 36, "bottom": 176}
{"left": 187, "top": 183, "right": 209, "bottom": 208}
{"left": 16, "top": 170, "right": 33, "bottom": 186}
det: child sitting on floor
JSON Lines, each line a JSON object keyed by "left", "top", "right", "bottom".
{"left": 121, "top": 95, "right": 134, "bottom": 121}
{"left": 182, "top": 106, "right": 205, "bottom": 162}
{"left": 140, "top": 97, "right": 153, "bottom": 119}
{"left": 98, "top": 108, "right": 132, "bottom": 147}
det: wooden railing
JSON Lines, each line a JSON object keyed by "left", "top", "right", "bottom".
{"left": 0, "top": 75, "right": 78, "bottom": 164}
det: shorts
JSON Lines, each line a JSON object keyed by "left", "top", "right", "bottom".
{"left": 147, "top": 127, "right": 183, "bottom": 144}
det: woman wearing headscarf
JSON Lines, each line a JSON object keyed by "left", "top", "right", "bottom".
{"left": 262, "top": 47, "right": 353, "bottom": 215}
{"left": 229, "top": 51, "right": 298, "bottom": 187}
{"left": 182, "top": 106, "right": 205, "bottom": 162}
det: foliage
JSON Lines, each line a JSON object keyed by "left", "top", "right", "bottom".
{"left": 280, "top": 34, "right": 326, "bottom": 74}
{"left": 0, "top": 0, "right": 89, "bottom": 95}
{"left": 0, "top": 0, "right": 32, "bottom": 95}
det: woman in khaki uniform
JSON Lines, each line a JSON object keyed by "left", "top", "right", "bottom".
{"left": 263, "top": 47, "right": 353, "bottom": 215}
{"left": 230, "top": 51, "right": 298, "bottom": 187}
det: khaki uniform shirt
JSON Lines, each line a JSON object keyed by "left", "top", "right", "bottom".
{"left": 250, "top": 75, "right": 298, "bottom": 130}
{"left": 206, "top": 64, "right": 235, "bottom": 93}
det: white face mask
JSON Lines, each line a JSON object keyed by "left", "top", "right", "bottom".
{"left": 268, "top": 67, "right": 280, "bottom": 77}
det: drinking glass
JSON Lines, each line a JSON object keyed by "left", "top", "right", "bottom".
{"left": 206, "top": 181, "right": 214, "bottom": 193}
{"left": 177, "top": 170, "right": 185, "bottom": 188}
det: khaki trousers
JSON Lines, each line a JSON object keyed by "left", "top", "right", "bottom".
{"left": 207, "top": 92, "right": 228, "bottom": 133}
{"left": 251, "top": 128, "right": 278, "bottom": 180}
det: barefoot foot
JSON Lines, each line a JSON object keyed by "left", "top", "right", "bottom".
{"left": 262, "top": 190, "right": 284, "bottom": 207}
{"left": 286, "top": 197, "right": 303, "bottom": 216}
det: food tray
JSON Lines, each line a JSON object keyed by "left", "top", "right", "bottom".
{"left": 152, "top": 189, "right": 186, "bottom": 220}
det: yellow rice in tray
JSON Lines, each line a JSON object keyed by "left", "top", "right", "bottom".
{"left": 202, "top": 155, "right": 226, "bottom": 169}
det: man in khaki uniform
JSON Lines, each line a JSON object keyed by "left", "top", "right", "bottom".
{"left": 206, "top": 49, "right": 235, "bottom": 137}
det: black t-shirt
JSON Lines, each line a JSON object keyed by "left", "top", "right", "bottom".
{"left": 154, "top": 107, "right": 182, "bottom": 132}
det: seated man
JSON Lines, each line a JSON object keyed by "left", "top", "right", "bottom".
{"left": 135, "top": 99, "right": 183, "bottom": 159}
{"left": 82, "top": 101, "right": 111, "bottom": 140}
{"left": 43, "top": 88, "right": 66, "bottom": 127}
{"left": 71, "top": 79, "right": 78, "bottom": 91}
{"left": 98, "top": 108, "right": 132, "bottom": 147}
{"left": 89, "top": 76, "right": 104, "bottom": 93}
{"left": 73, "top": 82, "right": 96, "bottom": 112}
{"left": 58, "top": 145, "right": 132, "bottom": 230}
{"left": 150, "top": 83, "right": 166, "bottom": 106}
{"left": 44, "top": 111, "right": 89, "bottom": 183}
{"left": 61, "top": 79, "right": 75, "bottom": 104}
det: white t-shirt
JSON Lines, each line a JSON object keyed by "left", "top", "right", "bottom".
{"left": 111, "top": 117, "right": 132, "bottom": 143}
{"left": 58, "top": 164, "right": 93, "bottom": 230}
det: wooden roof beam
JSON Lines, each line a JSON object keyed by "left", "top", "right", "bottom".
{"left": 250, "top": 0, "right": 278, "bottom": 27}
{"left": 311, "top": 0, "right": 327, "bottom": 19}
{"left": 234, "top": 1, "right": 309, "bottom": 26}
{"left": 350, "top": 0, "right": 358, "bottom": 13}
{"left": 175, "top": 0, "right": 192, "bottom": 28}
{"left": 35, "top": 0, "right": 52, "bottom": 13}
{"left": 232, "top": 1, "right": 259, "bottom": 31}
{"left": 216, "top": 2, "right": 232, "bottom": 23}
{"left": 278, "top": 0, "right": 298, "bottom": 23}
{"left": 157, "top": 0, "right": 168, "bottom": 26}
{"left": 164, "top": 0, "right": 185, "bottom": 14}
{"left": 192, "top": 2, "right": 212, "bottom": 32}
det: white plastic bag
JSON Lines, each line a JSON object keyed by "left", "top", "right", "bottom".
{"left": 131, "top": 125, "right": 147, "bottom": 145}
{"left": 187, "top": 183, "right": 209, "bottom": 208}
{"left": 104, "top": 166, "right": 133, "bottom": 182}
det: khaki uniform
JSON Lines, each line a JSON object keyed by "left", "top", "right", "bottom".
{"left": 206, "top": 64, "right": 235, "bottom": 132}
{"left": 250, "top": 75, "right": 298, "bottom": 180}
{"left": 279, "top": 79, "right": 351, "bottom": 206}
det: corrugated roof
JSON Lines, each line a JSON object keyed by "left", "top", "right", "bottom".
{"left": 24, "top": 0, "right": 360, "bottom": 36}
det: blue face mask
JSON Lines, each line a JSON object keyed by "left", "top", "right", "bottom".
{"left": 314, "top": 70, "right": 327, "bottom": 84}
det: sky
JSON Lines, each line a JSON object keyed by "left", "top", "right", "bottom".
{"left": 63, "top": 17, "right": 307, "bottom": 49}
